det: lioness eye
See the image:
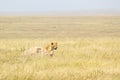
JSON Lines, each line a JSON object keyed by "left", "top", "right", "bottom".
{"left": 51, "top": 42, "right": 53, "bottom": 45}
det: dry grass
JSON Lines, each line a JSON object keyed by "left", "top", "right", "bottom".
{"left": 0, "top": 38, "right": 120, "bottom": 80}
{"left": 0, "top": 16, "right": 120, "bottom": 80}
{"left": 0, "top": 16, "right": 120, "bottom": 38}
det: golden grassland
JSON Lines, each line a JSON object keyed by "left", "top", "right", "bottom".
{"left": 0, "top": 16, "right": 120, "bottom": 38}
{"left": 0, "top": 16, "right": 120, "bottom": 80}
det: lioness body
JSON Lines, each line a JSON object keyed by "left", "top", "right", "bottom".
{"left": 24, "top": 42, "right": 57, "bottom": 56}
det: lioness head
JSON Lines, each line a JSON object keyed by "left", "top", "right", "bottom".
{"left": 45, "top": 42, "right": 58, "bottom": 51}
{"left": 51, "top": 42, "right": 58, "bottom": 50}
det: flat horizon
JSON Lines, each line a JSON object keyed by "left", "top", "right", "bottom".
{"left": 0, "top": 11, "right": 120, "bottom": 16}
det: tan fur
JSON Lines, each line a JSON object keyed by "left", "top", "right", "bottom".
{"left": 24, "top": 42, "right": 58, "bottom": 56}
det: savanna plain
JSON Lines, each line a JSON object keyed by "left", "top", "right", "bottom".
{"left": 0, "top": 16, "right": 120, "bottom": 80}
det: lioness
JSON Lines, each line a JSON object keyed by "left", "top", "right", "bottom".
{"left": 24, "top": 42, "right": 58, "bottom": 57}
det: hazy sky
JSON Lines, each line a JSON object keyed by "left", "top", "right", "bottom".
{"left": 0, "top": 0, "right": 120, "bottom": 15}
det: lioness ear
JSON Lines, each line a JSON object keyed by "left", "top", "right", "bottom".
{"left": 51, "top": 42, "right": 53, "bottom": 45}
